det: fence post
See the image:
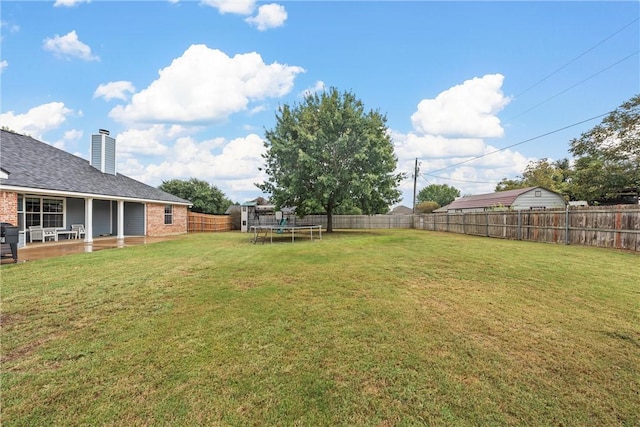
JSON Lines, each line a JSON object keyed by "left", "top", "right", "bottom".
{"left": 517, "top": 210, "right": 522, "bottom": 240}
{"left": 485, "top": 212, "right": 489, "bottom": 237}
{"left": 565, "top": 207, "right": 570, "bottom": 245}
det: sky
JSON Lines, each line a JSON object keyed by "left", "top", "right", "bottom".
{"left": 1, "top": 0, "right": 638, "bottom": 207}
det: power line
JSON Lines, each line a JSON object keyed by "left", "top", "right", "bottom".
{"left": 411, "top": 20, "right": 638, "bottom": 187}
{"left": 422, "top": 173, "right": 497, "bottom": 184}
{"left": 514, "top": 18, "right": 639, "bottom": 99}
{"left": 509, "top": 50, "right": 639, "bottom": 121}
{"left": 425, "top": 111, "right": 611, "bottom": 175}
{"left": 419, "top": 174, "right": 432, "bottom": 185}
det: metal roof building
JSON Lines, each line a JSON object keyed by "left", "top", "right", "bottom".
{"left": 441, "top": 187, "right": 566, "bottom": 213}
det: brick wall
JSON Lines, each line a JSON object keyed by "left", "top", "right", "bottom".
{"left": 0, "top": 191, "right": 18, "bottom": 225}
{"left": 146, "top": 203, "right": 188, "bottom": 236}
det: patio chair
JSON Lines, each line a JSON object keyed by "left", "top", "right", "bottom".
{"left": 29, "top": 226, "right": 56, "bottom": 243}
{"left": 71, "top": 224, "right": 86, "bottom": 239}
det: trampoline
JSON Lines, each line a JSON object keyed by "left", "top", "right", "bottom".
{"left": 250, "top": 224, "right": 323, "bottom": 244}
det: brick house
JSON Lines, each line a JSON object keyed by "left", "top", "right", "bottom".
{"left": 0, "top": 129, "right": 191, "bottom": 247}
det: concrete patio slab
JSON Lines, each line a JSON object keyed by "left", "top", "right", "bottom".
{"left": 1, "top": 235, "right": 186, "bottom": 264}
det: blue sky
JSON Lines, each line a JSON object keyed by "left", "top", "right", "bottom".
{"left": 1, "top": 1, "right": 638, "bottom": 206}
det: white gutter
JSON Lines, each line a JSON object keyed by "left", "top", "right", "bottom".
{"left": 0, "top": 184, "right": 192, "bottom": 206}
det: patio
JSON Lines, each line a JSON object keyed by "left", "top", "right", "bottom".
{"left": 1, "top": 235, "right": 185, "bottom": 264}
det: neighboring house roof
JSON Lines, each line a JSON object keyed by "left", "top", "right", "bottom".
{"left": 445, "top": 187, "right": 556, "bottom": 211}
{"left": 433, "top": 204, "right": 449, "bottom": 213}
{"left": 389, "top": 205, "right": 413, "bottom": 215}
{"left": 0, "top": 130, "right": 191, "bottom": 205}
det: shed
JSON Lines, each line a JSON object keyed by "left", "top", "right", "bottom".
{"left": 442, "top": 187, "right": 566, "bottom": 213}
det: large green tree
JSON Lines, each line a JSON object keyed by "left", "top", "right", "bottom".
{"left": 417, "top": 184, "right": 460, "bottom": 207}
{"left": 569, "top": 94, "right": 640, "bottom": 203}
{"left": 495, "top": 177, "right": 526, "bottom": 192}
{"left": 495, "top": 158, "right": 571, "bottom": 198}
{"left": 259, "top": 88, "right": 404, "bottom": 232}
{"left": 159, "top": 178, "right": 233, "bottom": 214}
{"left": 415, "top": 201, "right": 440, "bottom": 214}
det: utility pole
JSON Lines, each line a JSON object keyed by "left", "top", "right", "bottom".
{"left": 412, "top": 158, "right": 419, "bottom": 215}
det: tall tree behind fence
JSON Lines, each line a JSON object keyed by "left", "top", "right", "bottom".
{"left": 187, "top": 213, "right": 232, "bottom": 232}
{"left": 415, "top": 206, "right": 640, "bottom": 252}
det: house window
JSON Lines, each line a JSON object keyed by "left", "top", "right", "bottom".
{"left": 25, "top": 196, "right": 64, "bottom": 228}
{"left": 164, "top": 204, "right": 173, "bottom": 225}
{"left": 535, "top": 190, "right": 542, "bottom": 197}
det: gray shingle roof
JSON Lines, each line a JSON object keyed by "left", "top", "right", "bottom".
{"left": 0, "top": 130, "right": 191, "bottom": 205}
{"left": 389, "top": 205, "right": 413, "bottom": 215}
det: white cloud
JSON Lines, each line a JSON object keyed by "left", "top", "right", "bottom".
{"left": 201, "top": 0, "right": 286, "bottom": 31}
{"left": 43, "top": 30, "right": 99, "bottom": 61}
{"left": 117, "top": 157, "right": 148, "bottom": 179}
{"left": 52, "top": 128, "right": 84, "bottom": 150}
{"left": 109, "top": 44, "right": 304, "bottom": 125}
{"left": 166, "top": 124, "right": 191, "bottom": 139}
{"left": 410, "top": 74, "right": 510, "bottom": 138}
{"left": 249, "top": 104, "right": 268, "bottom": 115}
{"left": 0, "top": 60, "right": 7, "bottom": 72}
{"left": 63, "top": 128, "right": 84, "bottom": 141}
{"left": 392, "top": 131, "right": 486, "bottom": 160}
{"left": 300, "top": 80, "right": 325, "bottom": 98}
{"left": 94, "top": 81, "right": 136, "bottom": 101}
{"left": 392, "top": 130, "right": 529, "bottom": 195}
{"left": 1, "top": 21, "right": 20, "bottom": 43}
{"left": 115, "top": 125, "right": 184, "bottom": 156}
{"left": 54, "top": 0, "right": 90, "bottom": 7}
{"left": 0, "top": 21, "right": 20, "bottom": 34}
{"left": 390, "top": 74, "right": 529, "bottom": 199}
{"left": 245, "top": 4, "right": 287, "bottom": 31}
{"left": 0, "top": 102, "right": 73, "bottom": 140}
{"left": 154, "top": 133, "right": 264, "bottom": 180}
{"left": 200, "top": 0, "right": 255, "bottom": 15}
{"left": 118, "top": 133, "right": 266, "bottom": 201}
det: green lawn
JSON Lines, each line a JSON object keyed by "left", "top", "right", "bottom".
{"left": 1, "top": 230, "right": 639, "bottom": 426}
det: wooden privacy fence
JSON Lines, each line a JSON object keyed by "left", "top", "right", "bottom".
{"left": 302, "top": 214, "right": 414, "bottom": 229}
{"left": 187, "top": 212, "right": 232, "bottom": 232}
{"left": 415, "top": 206, "right": 640, "bottom": 252}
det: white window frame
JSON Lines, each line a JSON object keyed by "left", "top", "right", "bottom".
{"left": 23, "top": 195, "right": 66, "bottom": 229}
{"left": 164, "top": 204, "right": 173, "bottom": 225}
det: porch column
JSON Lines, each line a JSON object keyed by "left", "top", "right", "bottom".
{"left": 117, "top": 200, "right": 125, "bottom": 239}
{"left": 85, "top": 197, "right": 93, "bottom": 243}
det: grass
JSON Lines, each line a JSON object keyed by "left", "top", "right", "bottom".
{"left": 1, "top": 230, "right": 639, "bottom": 426}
